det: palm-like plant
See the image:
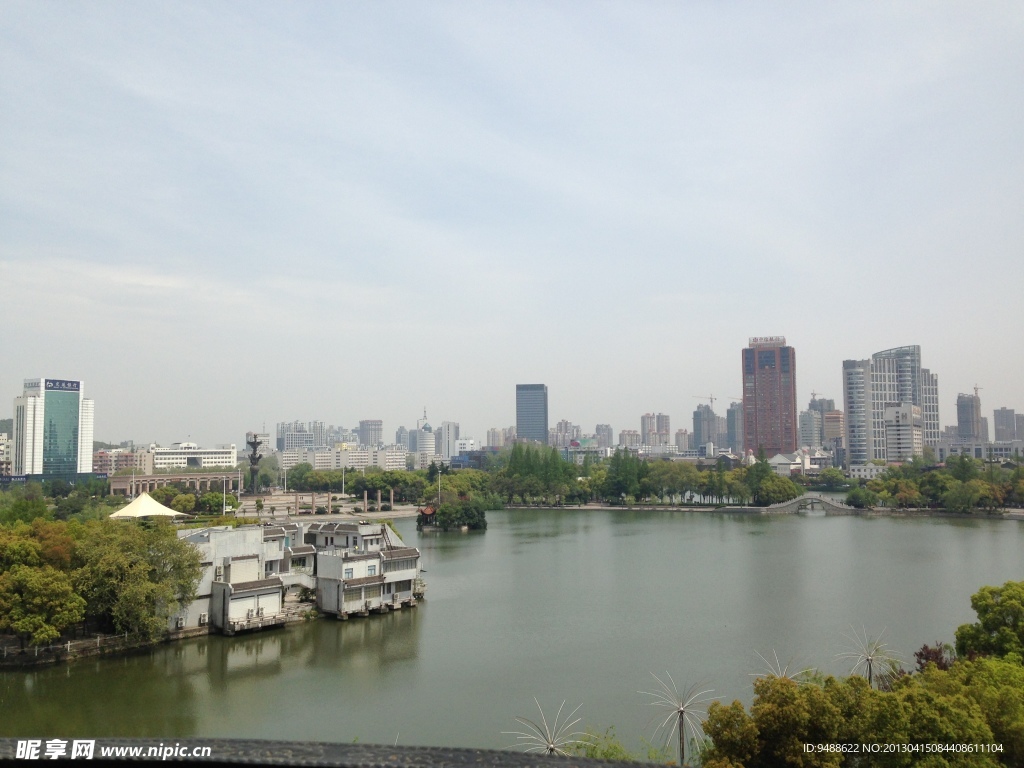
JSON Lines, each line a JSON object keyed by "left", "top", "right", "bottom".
{"left": 750, "top": 649, "right": 814, "bottom": 684}
{"left": 639, "top": 673, "right": 714, "bottom": 766}
{"left": 837, "top": 626, "right": 901, "bottom": 688}
{"left": 503, "top": 698, "right": 588, "bottom": 757}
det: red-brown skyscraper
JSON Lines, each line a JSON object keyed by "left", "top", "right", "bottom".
{"left": 742, "top": 336, "right": 798, "bottom": 456}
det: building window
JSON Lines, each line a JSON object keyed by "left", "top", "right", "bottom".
{"left": 344, "top": 567, "right": 353, "bottom": 579}
{"left": 368, "top": 565, "right": 376, "bottom": 576}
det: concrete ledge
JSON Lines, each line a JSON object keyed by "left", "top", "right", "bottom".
{"left": 0, "top": 739, "right": 638, "bottom": 767}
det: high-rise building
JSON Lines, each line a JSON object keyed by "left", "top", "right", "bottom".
{"left": 358, "top": 419, "right": 384, "bottom": 447}
{"left": 618, "top": 430, "right": 641, "bottom": 448}
{"left": 13, "top": 378, "right": 95, "bottom": 477}
{"left": 516, "top": 384, "right": 548, "bottom": 443}
{"left": 884, "top": 403, "right": 923, "bottom": 462}
{"left": 993, "top": 408, "right": 1016, "bottom": 442}
{"left": 395, "top": 426, "right": 410, "bottom": 449}
{"left": 871, "top": 346, "right": 940, "bottom": 446}
{"left": 640, "top": 413, "right": 657, "bottom": 445}
{"left": 725, "top": 402, "right": 744, "bottom": 454}
{"left": 595, "top": 424, "right": 614, "bottom": 449}
{"left": 842, "top": 345, "right": 941, "bottom": 467}
{"left": 485, "top": 428, "right": 505, "bottom": 448}
{"left": 674, "top": 429, "right": 693, "bottom": 451}
{"left": 957, "top": 394, "right": 982, "bottom": 441}
{"left": 438, "top": 421, "right": 460, "bottom": 459}
{"left": 798, "top": 410, "right": 823, "bottom": 449}
{"left": 842, "top": 357, "right": 899, "bottom": 465}
{"left": 742, "top": 337, "right": 798, "bottom": 456}
{"left": 551, "top": 420, "right": 580, "bottom": 448}
{"left": 692, "top": 404, "right": 717, "bottom": 447}
{"left": 655, "top": 413, "right": 671, "bottom": 445}
{"left": 823, "top": 411, "right": 845, "bottom": 447}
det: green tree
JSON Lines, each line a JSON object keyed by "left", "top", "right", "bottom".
{"left": 170, "top": 494, "right": 196, "bottom": 514}
{"left": 72, "top": 520, "right": 201, "bottom": 639}
{"left": 0, "top": 528, "right": 43, "bottom": 573}
{"left": 955, "top": 580, "right": 1024, "bottom": 660}
{"left": 753, "top": 473, "right": 801, "bottom": 506}
{"left": 817, "top": 467, "right": 847, "bottom": 490}
{"left": 0, "top": 564, "right": 85, "bottom": 648}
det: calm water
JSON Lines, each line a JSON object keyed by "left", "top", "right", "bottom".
{"left": 2, "top": 510, "right": 1022, "bottom": 751}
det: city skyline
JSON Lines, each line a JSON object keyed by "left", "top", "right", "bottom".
{"left": 3, "top": 4, "right": 1022, "bottom": 446}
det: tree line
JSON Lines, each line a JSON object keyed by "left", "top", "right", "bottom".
{"left": 843, "top": 454, "right": 1024, "bottom": 512}
{"left": 0, "top": 515, "right": 201, "bottom": 649}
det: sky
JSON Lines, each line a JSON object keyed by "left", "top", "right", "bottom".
{"left": 2, "top": 2, "right": 1023, "bottom": 447}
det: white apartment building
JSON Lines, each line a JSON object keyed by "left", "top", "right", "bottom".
{"left": 148, "top": 442, "right": 237, "bottom": 470}
{"left": 884, "top": 402, "right": 923, "bottom": 462}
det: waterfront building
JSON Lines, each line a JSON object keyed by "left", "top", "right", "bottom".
{"left": 516, "top": 384, "right": 548, "bottom": 443}
{"left": 12, "top": 378, "right": 95, "bottom": 478}
{"left": 932, "top": 438, "right": 1024, "bottom": 463}
{"left": 315, "top": 526, "right": 421, "bottom": 619}
{"left": 842, "top": 345, "right": 939, "bottom": 466}
{"left": 884, "top": 402, "right": 923, "bottom": 461}
{"left": 742, "top": 337, "right": 798, "bottom": 456}
{"left": 595, "top": 424, "right": 614, "bottom": 449}
{"left": 957, "top": 393, "right": 982, "bottom": 441}
{"left": 870, "top": 346, "right": 940, "bottom": 446}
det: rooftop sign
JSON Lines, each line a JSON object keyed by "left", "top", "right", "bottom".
{"left": 748, "top": 336, "right": 786, "bottom": 346}
{"left": 44, "top": 379, "right": 81, "bottom": 392}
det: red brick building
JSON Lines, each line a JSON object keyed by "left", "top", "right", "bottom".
{"left": 742, "top": 337, "right": 798, "bottom": 456}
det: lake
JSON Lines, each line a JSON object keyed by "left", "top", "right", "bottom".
{"left": 2, "top": 509, "right": 1022, "bottom": 753}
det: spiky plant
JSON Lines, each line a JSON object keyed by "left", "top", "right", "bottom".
{"left": 750, "top": 649, "right": 814, "bottom": 684}
{"left": 503, "top": 698, "right": 588, "bottom": 757}
{"left": 837, "top": 626, "right": 902, "bottom": 688}
{"left": 639, "top": 673, "right": 714, "bottom": 766}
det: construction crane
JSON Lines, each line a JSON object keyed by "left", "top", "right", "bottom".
{"left": 693, "top": 394, "right": 717, "bottom": 410}
{"left": 974, "top": 384, "right": 983, "bottom": 399}
{"left": 693, "top": 395, "right": 744, "bottom": 410}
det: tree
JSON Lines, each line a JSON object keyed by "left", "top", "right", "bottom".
{"left": 845, "top": 487, "right": 879, "bottom": 509}
{"left": 170, "top": 494, "right": 196, "bottom": 514}
{"left": 818, "top": 467, "right": 846, "bottom": 490}
{"left": 955, "top": 580, "right": 1024, "bottom": 660}
{"left": 0, "top": 565, "right": 85, "bottom": 648}
{"left": 72, "top": 519, "right": 201, "bottom": 639}
{"left": 0, "top": 528, "right": 43, "bottom": 573}
{"left": 753, "top": 474, "right": 801, "bottom": 506}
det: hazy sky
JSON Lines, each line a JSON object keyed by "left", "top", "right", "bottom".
{"left": 3, "top": 2, "right": 1022, "bottom": 447}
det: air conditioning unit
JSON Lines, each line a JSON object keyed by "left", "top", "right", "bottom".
{"left": 214, "top": 566, "right": 224, "bottom": 581}
{"left": 257, "top": 607, "right": 265, "bottom": 617}
{"left": 198, "top": 613, "right": 208, "bottom": 626}
{"left": 175, "top": 617, "right": 185, "bottom": 629}
{"left": 246, "top": 608, "right": 255, "bottom": 619}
